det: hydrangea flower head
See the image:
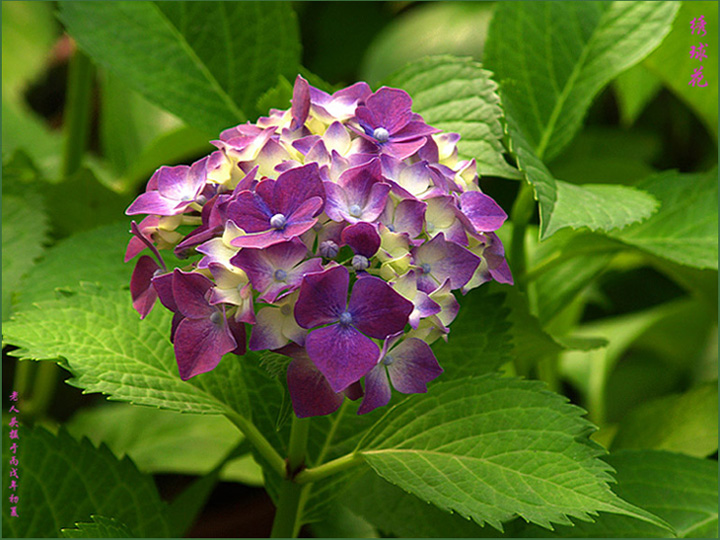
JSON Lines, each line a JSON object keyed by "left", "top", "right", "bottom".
{"left": 125, "top": 75, "right": 512, "bottom": 417}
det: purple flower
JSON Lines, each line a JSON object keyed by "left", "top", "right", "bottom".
{"left": 126, "top": 157, "right": 208, "bottom": 216}
{"left": 411, "top": 233, "right": 481, "bottom": 293}
{"left": 153, "top": 269, "right": 246, "bottom": 380}
{"left": 227, "top": 163, "right": 325, "bottom": 249}
{"left": 280, "top": 344, "right": 363, "bottom": 418}
{"left": 294, "top": 266, "right": 413, "bottom": 392}
{"left": 456, "top": 191, "right": 508, "bottom": 235}
{"left": 353, "top": 87, "right": 440, "bottom": 160}
{"left": 230, "top": 238, "right": 323, "bottom": 303}
{"left": 324, "top": 159, "right": 391, "bottom": 224}
{"left": 358, "top": 335, "right": 443, "bottom": 415}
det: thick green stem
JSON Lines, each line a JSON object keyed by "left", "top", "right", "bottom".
{"left": 294, "top": 452, "right": 365, "bottom": 484}
{"left": 509, "top": 182, "right": 536, "bottom": 291}
{"left": 225, "top": 411, "right": 285, "bottom": 478}
{"left": 61, "top": 48, "right": 95, "bottom": 178}
{"left": 270, "top": 416, "right": 310, "bottom": 538}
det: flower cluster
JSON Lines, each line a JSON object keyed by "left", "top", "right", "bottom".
{"left": 126, "top": 76, "right": 512, "bottom": 417}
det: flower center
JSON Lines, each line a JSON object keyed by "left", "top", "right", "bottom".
{"left": 420, "top": 262, "right": 432, "bottom": 274}
{"left": 382, "top": 354, "right": 395, "bottom": 366}
{"left": 373, "top": 127, "right": 390, "bottom": 143}
{"left": 352, "top": 254, "right": 369, "bottom": 271}
{"left": 274, "top": 269, "right": 287, "bottom": 281}
{"left": 209, "top": 311, "right": 223, "bottom": 326}
{"left": 339, "top": 311, "right": 353, "bottom": 326}
{"left": 348, "top": 204, "right": 362, "bottom": 218}
{"left": 270, "top": 213, "right": 287, "bottom": 229}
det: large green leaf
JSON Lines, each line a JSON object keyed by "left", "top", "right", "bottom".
{"left": 1, "top": 426, "right": 170, "bottom": 537}
{"left": 609, "top": 169, "right": 719, "bottom": 270}
{"left": 2, "top": 192, "right": 48, "bottom": 321}
{"left": 485, "top": 1, "right": 678, "bottom": 162}
{"left": 59, "top": 1, "right": 301, "bottom": 134}
{"left": 611, "top": 382, "right": 718, "bottom": 458}
{"left": 3, "top": 284, "right": 251, "bottom": 416}
{"left": 67, "top": 403, "right": 263, "bottom": 484}
{"left": 644, "top": 1, "right": 718, "bottom": 139}
{"left": 61, "top": 516, "right": 135, "bottom": 539}
{"left": 383, "top": 56, "right": 521, "bottom": 179}
{"left": 358, "top": 374, "right": 666, "bottom": 531}
{"left": 12, "top": 221, "right": 132, "bottom": 311}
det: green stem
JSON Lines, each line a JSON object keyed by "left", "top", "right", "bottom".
{"left": 509, "top": 182, "right": 536, "bottom": 291}
{"left": 524, "top": 246, "right": 621, "bottom": 283}
{"left": 21, "top": 363, "right": 60, "bottom": 419}
{"left": 61, "top": 48, "right": 94, "bottom": 178}
{"left": 294, "top": 452, "right": 365, "bottom": 485}
{"left": 225, "top": 411, "right": 285, "bottom": 479}
{"left": 270, "top": 415, "right": 310, "bottom": 538}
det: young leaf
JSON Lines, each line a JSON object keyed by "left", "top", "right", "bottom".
{"left": 383, "top": 55, "right": 521, "bottom": 179}
{"left": 66, "top": 403, "right": 263, "bottom": 484}
{"left": 2, "top": 426, "right": 170, "bottom": 538}
{"left": 58, "top": 1, "right": 301, "bottom": 134}
{"left": 61, "top": 516, "right": 135, "bottom": 539}
{"left": 358, "top": 374, "right": 667, "bottom": 531}
{"left": 2, "top": 192, "right": 48, "bottom": 321}
{"left": 608, "top": 169, "right": 719, "bottom": 270}
{"left": 485, "top": 1, "right": 679, "bottom": 162}
{"left": 3, "top": 284, "right": 251, "bottom": 417}
{"left": 611, "top": 382, "right": 718, "bottom": 458}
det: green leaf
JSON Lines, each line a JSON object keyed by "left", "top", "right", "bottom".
{"left": 43, "top": 167, "right": 134, "bottom": 238}
{"left": 59, "top": 1, "right": 300, "bottom": 134}
{"left": 12, "top": 221, "right": 132, "bottom": 311}
{"left": 66, "top": 403, "right": 263, "bottom": 484}
{"left": 644, "top": 1, "right": 718, "bottom": 139}
{"left": 360, "top": 2, "right": 495, "bottom": 86}
{"left": 3, "top": 284, "right": 251, "bottom": 416}
{"left": 2, "top": 191, "right": 48, "bottom": 321}
{"left": 604, "top": 451, "right": 718, "bottom": 538}
{"left": 1, "top": 1, "right": 57, "bottom": 98}
{"left": 359, "top": 374, "right": 666, "bottom": 531}
{"left": 608, "top": 169, "right": 719, "bottom": 270}
{"left": 611, "top": 382, "right": 718, "bottom": 457}
{"left": 343, "top": 471, "right": 489, "bottom": 537}
{"left": 613, "top": 64, "right": 663, "bottom": 128}
{"left": 61, "top": 516, "right": 135, "bottom": 538}
{"left": 485, "top": 1, "right": 679, "bottom": 162}
{"left": 431, "top": 286, "right": 514, "bottom": 380}
{"left": 505, "top": 116, "right": 659, "bottom": 239}
{"left": 1, "top": 426, "right": 170, "bottom": 537}
{"left": 310, "top": 500, "right": 380, "bottom": 539}
{"left": 383, "top": 55, "right": 521, "bottom": 179}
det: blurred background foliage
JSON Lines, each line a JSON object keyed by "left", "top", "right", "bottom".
{"left": 2, "top": 1, "right": 717, "bottom": 537}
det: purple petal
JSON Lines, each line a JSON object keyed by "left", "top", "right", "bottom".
{"left": 227, "top": 316, "right": 247, "bottom": 356}
{"left": 306, "top": 324, "right": 380, "bottom": 392}
{"left": 366, "top": 87, "right": 413, "bottom": 134}
{"left": 274, "top": 163, "right": 325, "bottom": 216}
{"left": 130, "top": 256, "right": 160, "bottom": 319}
{"left": 391, "top": 121, "right": 441, "bottom": 142}
{"left": 171, "top": 269, "right": 214, "bottom": 319}
{"left": 226, "top": 191, "right": 273, "bottom": 233}
{"left": 459, "top": 191, "right": 508, "bottom": 232}
{"left": 341, "top": 222, "right": 381, "bottom": 258}
{"left": 358, "top": 363, "right": 392, "bottom": 415}
{"left": 382, "top": 138, "right": 428, "bottom": 161}
{"left": 294, "top": 265, "right": 348, "bottom": 329}
{"left": 393, "top": 199, "right": 426, "bottom": 237}
{"left": 286, "top": 348, "right": 345, "bottom": 418}
{"left": 348, "top": 276, "right": 413, "bottom": 339}
{"left": 249, "top": 307, "right": 291, "bottom": 351}
{"left": 386, "top": 338, "right": 443, "bottom": 394}
{"left": 413, "top": 233, "right": 481, "bottom": 293}
{"left": 151, "top": 271, "right": 177, "bottom": 313}
{"left": 360, "top": 182, "right": 392, "bottom": 222}
{"left": 291, "top": 75, "right": 310, "bottom": 130}
{"left": 174, "top": 315, "right": 236, "bottom": 380}
{"left": 126, "top": 191, "right": 181, "bottom": 216}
